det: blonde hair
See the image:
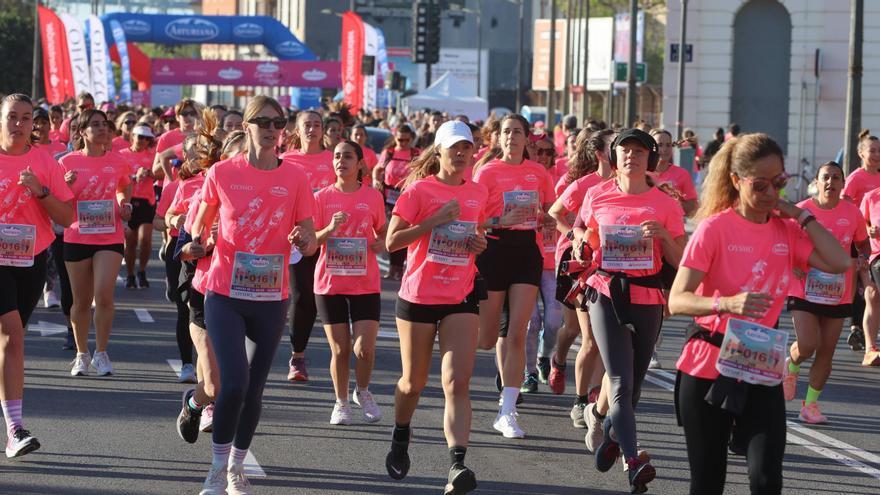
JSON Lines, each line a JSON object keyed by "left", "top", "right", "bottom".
{"left": 241, "top": 95, "right": 284, "bottom": 152}
{"left": 696, "top": 133, "right": 783, "bottom": 220}
{"left": 403, "top": 144, "right": 441, "bottom": 189}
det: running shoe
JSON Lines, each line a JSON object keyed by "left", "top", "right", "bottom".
{"left": 91, "top": 351, "right": 114, "bottom": 376}
{"left": 199, "top": 403, "right": 214, "bottom": 433}
{"left": 354, "top": 389, "right": 382, "bottom": 423}
{"left": 594, "top": 417, "right": 619, "bottom": 472}
{"left": 621, "top": 449, "right": 651, "bottom": 472}
{"left": 62, "top": 329, "right": 75, "bottom": 351}
{"left": 330, "top": 401, "right": 354, "bottom": 425}
{"left": 385, "top": 428, "right": 412, "bottom": 480}
{"left": 70, "top": 352, "right": 90, "bottom": 376}
{"left": 5, "top": 427, "right": 40, "bottom": 458}
{"left": 492, "top": 411, "right": 525, "bottom": 439}
{"left": 799, "top": 401, "right": 829, "bottom": 424}
{"left": 227, "top": 463, "right": 254, "bottom": 495}
{"left": 125, "top": 275, "right": 137, "bottom": 290}
{"left": 648, "top": 351, "right": 662, "bottom": 370}
{"left": 861, "top": 347, "right": 880, "bottom": 367}
{"left": 43, "top": 289, "right": 60, "bottom": 308}
{"left": 179, "top": 363, "right": 197, "bottom": 384}
{"left": 520, "top": 373, "right": 538, "bottom": 394}
{"left": 199, "top": 464, "right": 227, "bottom": 495}
{"left": 536, "top": 357, "right": 551, "bottom": 384}
{"left": 782, "top": 358, "right": 798, "bottom": 401}
{"left": 570, "top": 400, "right": 587, "bottom": 429}
{"left": 287, "top": 356, "right": 309, "bottom": 382}
{"left": 626, "top": 457, "right": 656, "bottom": 494}
{"left": 176, "top": 388, "right": 201, "bottom": 444}
{"left": 848, "top": 326, "right": 866, "bottom": 352}
{"left": 584, "top": 403, "right": 604, "bottom": 453}
{"left": 548, "top": 361, "right": 566, "bottom": 395}
{"left": 444, "top": 464, "right": 477, "bottom": 495}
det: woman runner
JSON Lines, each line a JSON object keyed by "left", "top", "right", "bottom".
{"left": 120, "top": 123, "right": 157, "bottom": 289}
{"left": 384, "top": 120, "right": 487, "bottom": 495}
{"left": 669, "top": 133, "right": 848, "bottom": 495}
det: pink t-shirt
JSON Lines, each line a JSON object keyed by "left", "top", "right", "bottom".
{"left": 552, "top": 157, "right": 568, "bottom": 182}
{"left": 157, "top": 130, "right": 186, "bottom": 187}
{"left": 313, "top": 184, "right": 386, "bottom": 296}
{"left": 59, "top": 151, "right": 132, "bottom": 245}
{"left": 49, "top": 129, "right": 64, "bottom": 143}
{"left": 119, "top": 147, "right": 157, "bottom": 204}
{"left": 554, "top": 173, "right": 608, "bottom": 264}
{"left": 580, "top": 180, "right": 686, "bottom": 305}
{"left": 789, "top": 198, "right": 865, "bottom": 304}
{"left": 156, "top": 180, "right": 181, "bottom": 237}
{"left": 472, "top": 158, "right": 555, "bottom": 230}
{"left": 860, "top": 188, "right": 880, "bottom": 262}
{"left": 0, "top": 146, "right": 73, "bottom": 257}
{"left": 843, "top": 167, "right": 880, "bottom": 206}
{"left": 393, "top": 176, "right": 489, "bottom": 305}
{"left": 675, "top": 208, "right": 813, "bottom": 379}
{"left": 380, "top": 148, "right": 420, "bottom": 188}
{"left": 169, "top": 175, "right": 205, "bottom": 218}
{"left": 37, "top": 141, "right": 67, "bottom": 157}
{"left": 111, "top": 136, "right": 129, "bottom": 153}
{"left": 363, "top": 148, "right": 379, "bottom": 171}
{"left": 649, "top": 164, "right": 698, "bottom": 202}
{"left": 200, "top": 155, "right": 314, "bottom": 300}
{"left": 280, "top": 149, "right": 336, "bottom": 192}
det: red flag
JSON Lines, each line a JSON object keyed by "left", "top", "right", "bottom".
{"left": 341, "top": 11, "right": 365, "bottom": 113}
{"left": 38, "top": 6, "right": 74, "bottom": 104}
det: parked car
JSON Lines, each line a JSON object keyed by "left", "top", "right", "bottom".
{"left": 364, "top": 126, "right": 392, "bottom": 153}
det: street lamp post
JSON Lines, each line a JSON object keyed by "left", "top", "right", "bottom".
{"left": 580, "top": 0, "right": 590, "bottom": 121}
{"left": 477, "top": 9, "right": 482, "bottom": 97}
{"left": 625, "top": 0, "right": 637, "bottom": 127}
{"left": 675, "top": 0, "right": 688, "bottom": 140}
{"left": 843, "top": 0, "right": 864, "bottom": 175}
{"left": 515, "top": 0, "right": 524, "bottom": 112}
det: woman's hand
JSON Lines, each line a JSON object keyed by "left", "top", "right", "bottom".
{"left": 370, "top": 238, "right": 386, "bottom": 253}
{"left": 120, "top": 203, "right": 133, "bottom": 222}
{"left": 18, "top": 167, "right": 44, "bottom": 196}
{"left": 775, "top": 200, "right": 801, "bottom": 220}
{"left": 183, "top": 241, "right": 206, "bottom": 259}
{"left": 64, "top": 170, "right": 77, "bottom": 185}
{"left": 428, "top": 199, "right": 460, "bottom": 228}
{"left": 641, "top": 220, "right": 670, "bottom": 241}
{"left": 328, "top": 211, "right": 349, "bottom": 232}
{"left": 172, "top": 214, "right": 186, "bottom": 231}
{"left": 467, "top": 233, "right": 488, "bottom": 255}
{"left": 721, "top": 292, "right": 774, "bottom": 319}
{"left": 289, "top": 225, "right": 316, "bottom": 252}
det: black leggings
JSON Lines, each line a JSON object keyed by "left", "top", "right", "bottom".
{"left": 205, "top": 291, "right": 288, "bottom": 449}
{"left": 677, "top": 373, "right": 786, "bottom": 495}
{"left": 164, "top": 238, "right": 193, "bottom": 365}
{"left": 289, "top": 253, "right": 319, "bottom": 354}
{"left": 51, "top": 234, "right": 73, "bottom": 317}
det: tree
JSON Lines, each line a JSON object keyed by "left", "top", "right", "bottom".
{"left": 0, "top": 8, "right": 35, "bottom": 97}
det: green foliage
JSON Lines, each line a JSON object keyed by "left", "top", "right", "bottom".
{"left": 0, "top": 8, "right": 35, "bottom": 96}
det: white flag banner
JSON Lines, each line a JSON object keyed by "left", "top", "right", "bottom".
{"left": 362, "top": 23, "right": 378, "bottom": 112}
{"left": 88, "top": 15, "right": 109, "bottom": 103}
{"left": 59, "top": 14, "right": 92, "bottom": 97}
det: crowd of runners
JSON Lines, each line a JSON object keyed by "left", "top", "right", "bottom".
{"left": 0, "top": 89, "right": 875, "bottom": 494}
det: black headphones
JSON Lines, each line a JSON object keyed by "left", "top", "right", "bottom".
{"left": 608, "top": 129, "right": 661, "bottom": 172}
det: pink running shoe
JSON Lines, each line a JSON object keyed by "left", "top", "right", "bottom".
{"left": 548, "top": 361, "right": 566, "bottom": 396}
{"left": 199, "top": 403, "right": 214, "bottom": 433}
{"left": 799, "top": 401, "right": 828, "bottom": 424}
{"left": 287, "top": 356, "right": 309, "bottom": 382}
{"left": 782, "top": 358, "right": 798, "bottom": 401}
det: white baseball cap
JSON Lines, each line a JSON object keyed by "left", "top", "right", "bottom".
{"left": 434, "top": 120, "right": 474, "bottom": 149}
{"left": 132, "top": 125, "right": 155, "bottom": 139}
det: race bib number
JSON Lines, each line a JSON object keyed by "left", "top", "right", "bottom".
{"left": 427, "top": 220, "right": 476, "bottom": 266}
{"left": 502, "top": 190, "right": 539, "bottom": 229}
{"left": 77, "top": 200, "right": 115, "bottom": 234}
{"left": 385, "top": 188, "right": 400, "bottom": 206}
{"left": 326, "top": 237, "right": 368, "bottom": 276}
{"left": 716, "top": 318, "right": 788, "bottom": 386}
{"left": 804, "top": 268, "right": 845, "bottom": 305}
{"left": 599, "top": 224, "right": 653, "bottom": 270}
{"left": 0, "top": 224, "right": 35, "bottom": 267}
{"left": 230, "top": 252, "right": 284, "bottom": 301}
{"left": 541, "top": 224, "right": 558, "bottom": 253}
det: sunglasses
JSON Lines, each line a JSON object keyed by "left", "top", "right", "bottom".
{"left": 738, "top": 173, "right": 789, "bottom": 193}
{"left": 248, "top": 117, "right": 287, "bottom": 130}
{"left": 179, "top": 110, "right": 198, "bottom": 118}
{"left": 136, "top": 135, "right": 152, "bottom": 141}
{"left": 535, "top": 148, "right": 555, "bottom": 157}
{"left": 124, "top": 120, "right": 136, "bottom": 126}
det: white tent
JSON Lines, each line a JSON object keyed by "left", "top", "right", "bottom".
{"left": 401, "top": 72, "right": 489, "bottom": 121}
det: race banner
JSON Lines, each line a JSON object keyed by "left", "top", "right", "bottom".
{"left": 88, "top": 15, "right": 109, "bottom": 103}
{"left": 59, "top": 14, "right": 92, "bottom": 97}
{"left": 341, "top": 11, "right": 365, "bottom": 113}
{"left": 150, "top": 59, "right": 340, "bottom": 87}
{"left": 375, "top": 28, "right": 390, "bottom": 108}
{"left": 109, "top": 20, "right": 132, "bottom": 103}
{"left": 362, "top": 23, "right": 378, "bottom": 111}
{"left": 37, "top": 6, "right": 72, "bottom": 104}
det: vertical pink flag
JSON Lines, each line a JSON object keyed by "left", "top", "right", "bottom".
{"left": 341, "top": 11, "right": 365, "bottom": 113}
{"left": 38, "top": 6, "right": 73, "bottom": 104}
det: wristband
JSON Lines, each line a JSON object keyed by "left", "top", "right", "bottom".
{"left": 712, "top": 290, "right": 722, "bottom": 314}
{"left": 566, "top": 230, "right": 575, "bottom": 241}
{"left": 800, "top": 215, "right": 817, "bottom": 229}
{"left": 796, "top": 209, "right": 811, "bottom": 225}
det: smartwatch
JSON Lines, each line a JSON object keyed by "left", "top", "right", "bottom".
{"left": 36, "top": 186, "right": 50, "bottom": 200}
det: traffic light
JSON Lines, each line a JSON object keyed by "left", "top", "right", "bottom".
{"left": 412, "top": 1, "right": 441, "bottom": 64}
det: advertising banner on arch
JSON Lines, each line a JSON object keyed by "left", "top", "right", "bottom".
{"left": 109, "top": 20, "right": 132, "bottom": 103}
{"left": 59, "top": 14, "right": 92, "bottom": 97}
{"left": 150, "top": 59, "right": 340, "bottom": 87}
{"left": 37, "top": 6, "right": 73, "bottom": 104}
{"left": 88, "top": 15, "right": 110, "bottom": 103}
{"left": 341, "top": 11, "right": 365, "bottom": 113}
{"left": 362, "top": 23, "right": 378, "bottom": 111}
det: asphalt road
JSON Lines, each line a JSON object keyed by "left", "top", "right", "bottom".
{"left": 2, "top": 246, "right": 880, "bottom": 495}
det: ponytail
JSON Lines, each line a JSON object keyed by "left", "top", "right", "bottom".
{"left": 403, "top": 144, "right": 441, "bottom": 189}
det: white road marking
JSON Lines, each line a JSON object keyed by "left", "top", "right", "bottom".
{"left": 134, "top": 308, "right": 154, "bottom": 323}
{"left": 28, "top": 320, "right": 68, "bottom": 336}
{"left": 644, "top": 369, "right": 880, "bottom": 480}
{"left": 165, "top": 359, "right": 266, "bottom": 477}
{"left": 378, "top": 330, "right": 398, "bottom": 340}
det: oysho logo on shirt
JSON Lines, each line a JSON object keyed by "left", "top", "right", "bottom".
{"left": 230, "top": 184, "right": 255, "bottom": 192}
{"left": 269, "top": 186, "right": 288, "bottom": 197}
{"left": 430, "top": 197, "right": 445, "bottom": 205}
{"left": 727, "top": 244, "right": 755, "bottom": 254}
{"left": 772, "top": 243, "right": 789, "bottom": 256}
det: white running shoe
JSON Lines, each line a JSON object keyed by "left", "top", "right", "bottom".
{"left": 199, "top": 403, "right": 214, "bottom": 433}
{"left": 43, "top": 290, "right": 60, "bottom": 308}
{"left": 70, "top": 352, "right": 90, "bottom": 376}
{"left": 354, "top": 389, "right": 382, "bottom": 423}
{"left": 227, "top": 463, "right": 254, "bottom": 495}
{"left": 179, "top": 363, "right": 197, "bottom": 383}
{"left": 584, "top": 403, "right": 605, "bottom": 453}
{"left": 648, "top": 351, "right": 662, "bottom": 370}
{"left": 5, "top": 427, "right": 40, "bottom": 458}
{"left": 493, "top": 411, "right": 525, "bottom": 439}
{"left": 199, "top": 464, "right": 228, "bottom": 495}
{"left": 91, "top": 351, "right": 114, "bottom": 376}
{"left": 330, "top": 400, "right": 354, "bottom": 425}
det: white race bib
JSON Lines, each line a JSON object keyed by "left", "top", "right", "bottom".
{"left": 804, "top": 268, "right": 845, "bottom": 306}
{"left": 326, "top": 237, "right": 368, "bottom": 276}
{"left": 599, "top": 224, "right": 653, "bottom": 270}
{"left": 716, "top": 318, "right": 788, "bottom": 386}
{"left": 427, "top": 220, "right": 476, "bottom": 266}
{"left": 230, "top": 252, "right": 284, "bottom": 301}
{"left": 0, "top": 224, "right": 35, "bottom": 267}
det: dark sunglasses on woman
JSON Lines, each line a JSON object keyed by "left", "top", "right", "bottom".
{"left": 248, "top": 117, "right": 287, "bottom": 130}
